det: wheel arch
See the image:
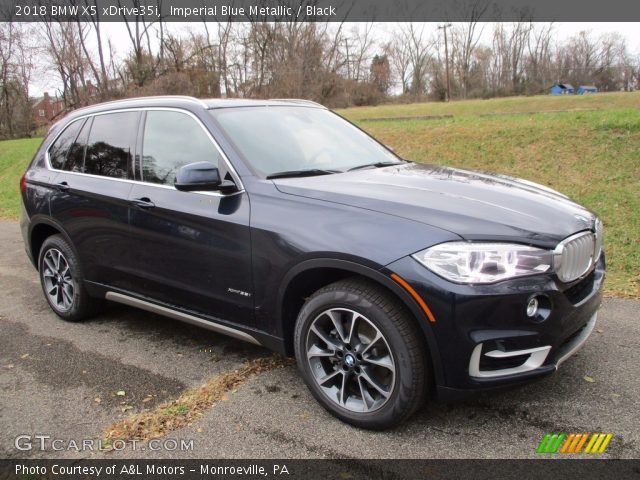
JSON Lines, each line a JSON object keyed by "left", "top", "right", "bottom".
{"left": 277, "top": 258, "right": 444, "bottom": 386}
{"left": 28, "top": 216, "right": 73, "bottom": 270}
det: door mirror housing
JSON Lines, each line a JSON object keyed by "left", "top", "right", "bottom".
{"left": 175, "top": 162, "right": 222, "bottom": 192}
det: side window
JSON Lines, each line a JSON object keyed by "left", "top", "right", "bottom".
{"left": 48, "top": 119, "right": 85, "bottom": 170}
{"left": 141, "top": 111, "right": 222, "bottom": 185}
{"left": 85, "top": 112, "right": 138, "bottom": 179}
{"left": 65, "top": 117, "right": 91, "bottom": 172}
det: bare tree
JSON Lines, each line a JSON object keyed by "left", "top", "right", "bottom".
{"left": 41, "top": 19, "right": 92, "bottom": 108}
{"left": 0, "top": 22, "right": 36, "bottom": 136}
{"left": 118, "top": 0, "right": 165, "bottom": 87}
{"left": 525, "top": 22, "right": 554, "bottom": 93}
{"left": 492, "top": 21, "right": 532, "bottom": 95}
{"left": 450, "top": 0, "right": 488, "bottom": 98}
{"left": 344, "top": 23, "right": 375, "bottom": 82}
{"left": 401, "top": 24, "right": 433, "bottom": 97}
{"left": 387, "top": 35, "right": 411, "bottom": 94}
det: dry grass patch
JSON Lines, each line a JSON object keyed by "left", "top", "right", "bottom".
{"left": 104, "top": 354, "right": 294, "bottom": 442}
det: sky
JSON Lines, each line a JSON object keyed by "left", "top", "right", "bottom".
{"left": 31, "top": 22, "right": 640, "bottom": 97}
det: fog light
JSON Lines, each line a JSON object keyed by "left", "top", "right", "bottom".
{"left": 526, "top": 297, "right": 539, "bottom": 317}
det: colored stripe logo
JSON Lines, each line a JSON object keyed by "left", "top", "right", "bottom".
{"left": 537, "top": 433, "right": 613, "bottom": 454}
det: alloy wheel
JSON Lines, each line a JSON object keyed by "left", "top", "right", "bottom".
{"left": 42, "top": 248, "right": 75, "bottom": 311}
{"left": 305, "top": 308, "right": 396, "bottom": 413}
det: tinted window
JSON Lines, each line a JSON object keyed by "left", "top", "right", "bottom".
{"left": 48, "top": 119, "right": 85, "bottom": 170}
{"left": 142, "top": 111, "right": 221, "bottom": 185}
{"left": 65, "top": 117, "right": 91, "bottom": 172}
{"left": 85, "top": 112, "right": 138, "bottom": 178}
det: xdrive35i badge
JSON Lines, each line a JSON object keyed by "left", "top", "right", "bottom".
{"left": 227, "top": 288, "right": 252, "bottom": 297}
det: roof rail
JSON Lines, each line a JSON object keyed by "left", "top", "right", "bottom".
{"left": 71, "top": 95, "right": 208, "bottom": 114}
{"left": 270, "top": 98, "right": 326, "bottom": 108}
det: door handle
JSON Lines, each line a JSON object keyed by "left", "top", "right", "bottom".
{"left": 56, "top": 181, "right": 70, "bottom": 192}
{"left": 130, "top": 197, "right": 155, "bottom": 209}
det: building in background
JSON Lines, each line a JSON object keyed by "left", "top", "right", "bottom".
{"left": 31, "top": 92, "right": 65, "bottom": 127}
{"left": 549, "top": 83, "right": 575, "bottom": 95}
{"left": 577, "top": 85, "right": 598, "bottom": 95}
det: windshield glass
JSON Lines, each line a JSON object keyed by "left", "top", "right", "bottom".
{"left": 209, "top": 106, "right": 400, "bottom": 177}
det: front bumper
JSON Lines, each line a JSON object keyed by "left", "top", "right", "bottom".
{"left": 385, "top": 253, "right": 605, "bottom": 397}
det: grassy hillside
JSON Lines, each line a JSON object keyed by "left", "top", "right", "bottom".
{"left": 0, "top": 93, "right": 638, "bottom": 297}
{"left": 338, "top": 92, "right": 639, "bottom": 298}
{"left": 339, "top": 91, "right": 640, "bottom": 120}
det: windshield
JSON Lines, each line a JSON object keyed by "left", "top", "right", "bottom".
{"left": 209, "top": 106, "right": 400, "bottom": 177}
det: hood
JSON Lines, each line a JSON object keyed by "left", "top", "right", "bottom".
{"left": 272, "top": 163, "right": 597, "bottom": 248}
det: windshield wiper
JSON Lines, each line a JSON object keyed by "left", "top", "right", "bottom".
{"left": 347, "top": 161, "right": 405, "bottom": 172}
{"left": 266, "top": 169, "right": 341, "bottom": 179}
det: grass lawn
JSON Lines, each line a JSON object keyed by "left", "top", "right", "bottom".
{"left": 1, "top": 93, "right": 638, "bottom": 297}
{"left": 0, "top": 137, "right": 41, "bottom": 219}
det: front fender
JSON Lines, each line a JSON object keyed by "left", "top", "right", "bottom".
{"left": 276, "top": 257, "right": 445, "bottom": 388}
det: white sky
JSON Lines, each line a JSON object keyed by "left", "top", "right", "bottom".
{"left": 32, "top": 22, "right": 640, "bottom": 96}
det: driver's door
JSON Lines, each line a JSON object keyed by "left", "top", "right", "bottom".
{"left": 125, "top": 109, "right": 253, "bottom": 326}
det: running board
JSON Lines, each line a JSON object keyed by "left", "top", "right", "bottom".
{"left": 105, "top": 291, "right": 261, "bottom": 345}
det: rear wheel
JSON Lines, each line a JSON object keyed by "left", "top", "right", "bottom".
{"left": 294, "top": 277, "right": 428, "bottom": 429}
{"left": 38, "top": 235, "right": 100, "bottom": 322}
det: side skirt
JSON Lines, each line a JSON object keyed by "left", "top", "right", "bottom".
{"left": 105, "top": 291, "right": 261, "bottom": 345}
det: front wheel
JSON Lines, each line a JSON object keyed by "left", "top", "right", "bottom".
{"left": 294, "top": 278, "right": 428, "bottom": 429}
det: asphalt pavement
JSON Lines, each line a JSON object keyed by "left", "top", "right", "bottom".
{"left": 0, "top": 219, "right": 638, "bottom": 460}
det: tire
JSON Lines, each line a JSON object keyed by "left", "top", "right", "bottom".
{"left": 38, "top": 234, "right": 101, "bottom": 322}
{"left": 294, "top": 277, "right": 428, "bottom": 429}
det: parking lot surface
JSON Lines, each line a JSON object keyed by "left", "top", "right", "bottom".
{"left": 0, "top": 220, "right": 638, "bottom": 459}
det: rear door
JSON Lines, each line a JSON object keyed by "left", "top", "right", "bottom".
{"left": 48, "top": 111, "right": 140, "bottom": 288}
{"left": 126, "top": 109, "right": 254, "bottom": 326}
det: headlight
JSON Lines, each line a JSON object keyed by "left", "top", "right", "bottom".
{"left": 412, "top": 242, "right": 554, "bottom": 284}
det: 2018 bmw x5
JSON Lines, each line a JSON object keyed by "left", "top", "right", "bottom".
{"left": 20, "top": 96, "right": 604, "bottom": 429}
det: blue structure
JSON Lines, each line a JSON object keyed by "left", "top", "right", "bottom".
{"left": 577, "top": 85, "right": 598, "bottom": 95}
{"left": 549, "top": 83, "right": 574, "bottom": 95}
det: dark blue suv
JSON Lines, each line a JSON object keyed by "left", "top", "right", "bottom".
{"left": 20, "top": 96, "right": 604, "bottom": 429}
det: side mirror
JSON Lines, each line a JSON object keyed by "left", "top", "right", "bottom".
{"left": 175, "top": 162, "right": 221, "bottom": 192}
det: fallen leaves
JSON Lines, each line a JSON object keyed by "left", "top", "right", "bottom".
{"left": 583, "top": 375, "right": 595, "bottom": 383}
{"left": 104, "top": 354, "right": 293, "bottom": 442}
{"left": 116, "top": 390, "right": 126, "bottom": 397}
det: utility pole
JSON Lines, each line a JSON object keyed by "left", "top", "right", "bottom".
{"left": 438, "top": 23, "right": 452, "bottom": 102}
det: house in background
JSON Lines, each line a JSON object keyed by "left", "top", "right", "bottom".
{"left": 31, "top": 92, "right": 65, "bottom": 127}
{"left": 549, "top": 83, "right": 574, "bottom": 95}
{"left": 577, "top": 85, "right": 598, "bottom": 95}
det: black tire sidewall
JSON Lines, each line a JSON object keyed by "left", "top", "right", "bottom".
{"left": 294, "top": 286, "right": 424, "bottom": 429}
{"left": 38, "top": 235, "right": 90, "bottom": 321}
